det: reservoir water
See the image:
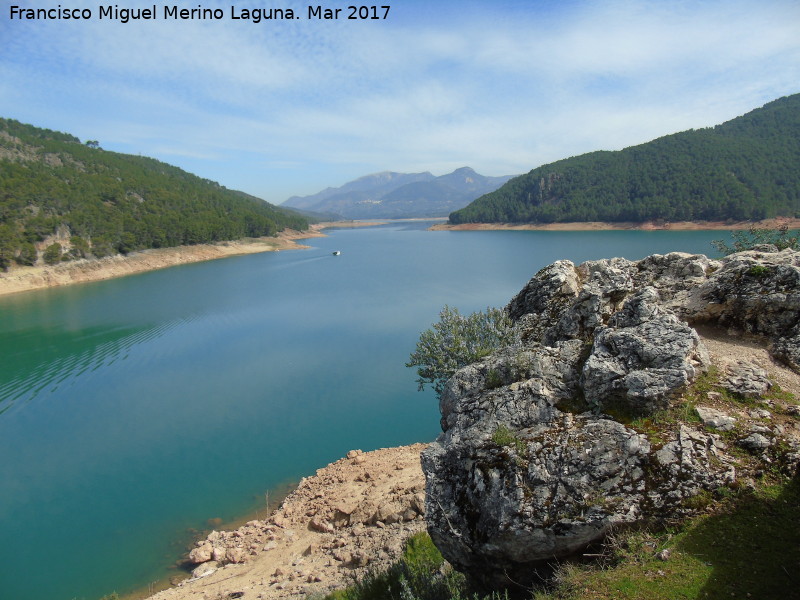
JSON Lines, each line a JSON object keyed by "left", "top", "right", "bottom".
{"left": 0, "top": 222, "right": 726, "bottom": 600}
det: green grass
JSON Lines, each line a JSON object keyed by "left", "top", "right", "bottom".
{"left": 491, "top": 424, "right": 528, "bottom": 458}
{"left": 535, "top": 477, "right": 800, "bottom": 600}
{"left": 325, "top": 477, "right": 799, "bottom": 600}
{"left": 320, "top": 532, "right": 511, "bottom": 600}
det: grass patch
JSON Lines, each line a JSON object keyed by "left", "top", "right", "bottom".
{"left": 625, "top": 398, "right": 702, "bottom": 447}
{"left": 536, "top": 477, "right": 800, "bottom": 600}
{"left": 485, "top": 369, "right": 505, "bottom": 390}
{"left": 491, "top": 424, "right": 528, "bottom": 458}
{"left": 321, "top": 532, "right": 510, "bottom": 600}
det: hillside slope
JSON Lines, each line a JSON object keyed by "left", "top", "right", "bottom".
{"left": 450, "top": 94, "right": 800, "bottom": 224}
{"left": 0, "top": 118, "right": 308, "bottom": 270}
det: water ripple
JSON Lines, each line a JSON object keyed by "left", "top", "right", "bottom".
{"left": 0, "top": 314, "right": 203, "bottom": 414}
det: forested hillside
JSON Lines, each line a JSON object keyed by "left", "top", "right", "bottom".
{"left": 0, "top": 118, "right": 308, "bottom": 270}
{"left": 450, "top": 94, "right": 800, "bottom": 224}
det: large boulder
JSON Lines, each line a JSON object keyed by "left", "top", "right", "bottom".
{"left": 582, "top": 288, "right": 709, "bottom": 415}
{"left": 422, "top": 248, "right": 800, "bottom": 588}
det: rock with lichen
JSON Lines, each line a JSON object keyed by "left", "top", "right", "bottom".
{"left": 422, "top": 248, "right": 800, "bottom": 589}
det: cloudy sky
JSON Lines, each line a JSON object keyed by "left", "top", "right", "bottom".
{"left": 1, "top": 0, "right": 798, "bottom": 204}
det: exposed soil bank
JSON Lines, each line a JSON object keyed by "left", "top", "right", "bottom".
{"left": 431, "top": 218, "right": 800, "bottom": 232}
{"left": 144, "top": 443, "right": 428, "bottom": 600}
{"left": 0, "top": 227, "right": 327, "bottom": 297}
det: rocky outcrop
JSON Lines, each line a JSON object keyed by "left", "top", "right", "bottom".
{"left": 422, "top": 248, "right": 800, "bottom": 588}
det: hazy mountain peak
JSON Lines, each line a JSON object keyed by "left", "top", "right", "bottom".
{"left": 283, "top": 167, "right": 518, "bottom": 219}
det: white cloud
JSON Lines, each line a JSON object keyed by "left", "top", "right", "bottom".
{"left": 1, "top": 0, "right": 798, "bottom": 202}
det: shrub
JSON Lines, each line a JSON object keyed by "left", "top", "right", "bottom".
{"left": 406, "top": 305, "right": 517, "bottom": 399}
{"left": 42, "top": 242, "right": 62, "bottom": 265}
{"left": 712, "top": 223, "right": 799, "bottom": 255}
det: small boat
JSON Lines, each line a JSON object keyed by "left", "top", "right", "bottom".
{"left": 332, "top": 251, "right": 341, "bottom": 256}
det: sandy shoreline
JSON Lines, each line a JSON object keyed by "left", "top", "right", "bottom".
{"left": 430, "top": 217, "right": 800, "bottom": 232}
{"left": 0, "top": 226, "right": 332, "bottom": 297}
{"left": 6, "top": 216, "right": 774, "bottom": 297}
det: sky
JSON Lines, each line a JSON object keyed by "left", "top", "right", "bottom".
{"left": 1, "top": 0, "right": 799, "bottom": 204}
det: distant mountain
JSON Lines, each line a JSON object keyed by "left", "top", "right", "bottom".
{"left": 0, "top": 118, "right": 308, "bottom": 270}
{"left": 450, "top": 94, "right": 800, "bottom": 225}
{"left": 283, "top": 167, "right": 516, "bottom": 219}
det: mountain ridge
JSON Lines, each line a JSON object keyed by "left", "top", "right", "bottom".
{"left": 450, "top": 94, "right": 800, "bottom": 225}
{"left": 283, "top": 167, "right": 516, "bottom": 219}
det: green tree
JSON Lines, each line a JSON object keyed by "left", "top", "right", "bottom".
{"left": 0, "top": 224, "right": 17, "bottom": 271}
{"left": 42, "top": 242, "right": 62, "bottom": 265}
{"left": 17, "top": 241, "right": 38, "bottom": 266}
{"left": 69, "top": 235, "right": 90, "bottom": 259}
{"left": 406, "top": 305, "right": 517, "bottom": 399}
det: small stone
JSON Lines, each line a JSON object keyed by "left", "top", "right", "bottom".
{"left": 749, "top": 409, "right": 770, "bottom": 419}
{"left": 226, "top": 547, "right": 247, "bottom": 564}
{"left": 309, "top": 517, "right": 335, "bottom": 534}
{"left": 722, "top": 361, "right": 771, "bottom": 398}
{"left": 188, "top": 542, "right": 213, "bottom": 564}
{"left": 212, "top": 546, "right": 226, "bottom": 562}
{"left": 656, "top": 548, "right": 671, "bottom": 561}
{"left": 738, "top": 433, "right": 771, "bottom": 450}
{"left": 191, "top": 561, "right": 218, "bottom": 578}
{"left": 696, "top": 406, "right": 736, "bottom": 432}
{"left": 333, "top": 550, "right": 351, "bottom": 563}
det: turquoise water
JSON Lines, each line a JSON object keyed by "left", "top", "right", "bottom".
{"left": 0, "top": 223, "right": 726, "bottom": 600}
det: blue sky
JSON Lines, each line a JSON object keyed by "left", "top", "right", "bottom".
{"left": 1, "top": 0, "right": 798, "bottom": 204}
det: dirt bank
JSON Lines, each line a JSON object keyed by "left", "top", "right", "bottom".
{"left": 431, "top": 218, "right": 800, "bottom": 232}
{"left": 0, "top": 228, "right": 327, "bottom": 297}
{"left": 145, "top": 443, "right": 428, "bottom": 600}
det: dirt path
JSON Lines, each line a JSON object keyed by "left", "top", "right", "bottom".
{"left": 696, "top": 325, "right": 800, "bottom": 398}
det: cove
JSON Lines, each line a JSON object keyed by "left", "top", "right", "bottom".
{"left": 0, "top": 222, "right": 726, "bottom": 600}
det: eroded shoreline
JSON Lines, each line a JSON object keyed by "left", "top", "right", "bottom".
{"left": 144, "top": 443, "right": 428, "bottom": 600}
{"left": 0, "top": 227, "right": 328, "bottom": 297}
{"left": 430, "top": 217, "right": 800, "bottom": 231}
{"left": 6, "top": 217, "right": 784, "bottom": 297}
